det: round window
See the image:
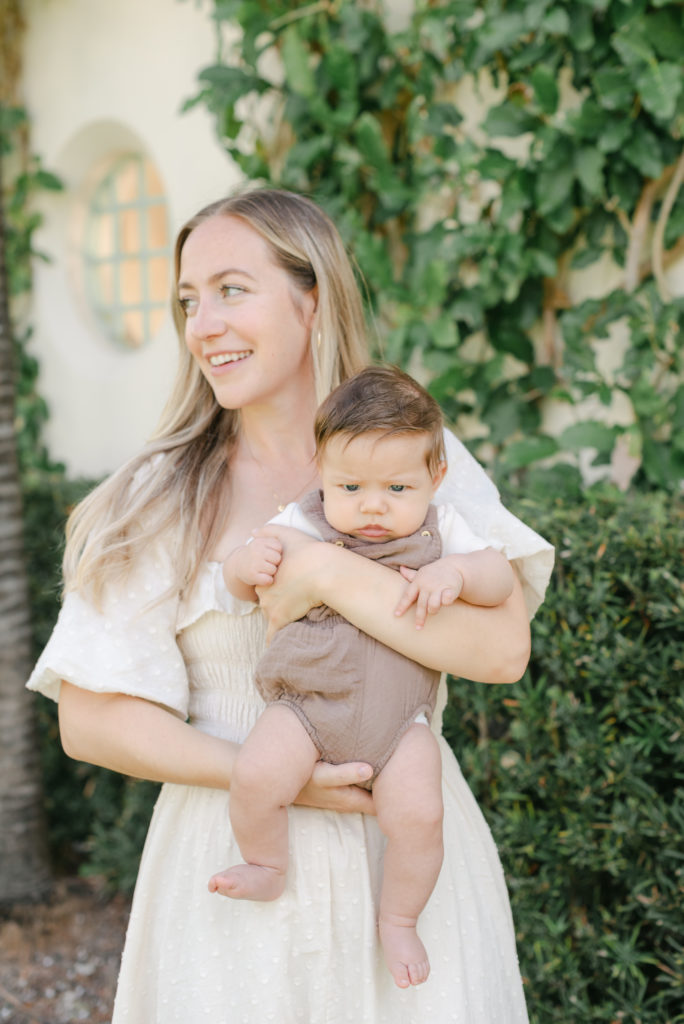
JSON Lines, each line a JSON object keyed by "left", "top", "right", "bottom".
{"left": 83, "top": 154, "right": 170, "bottom": 348}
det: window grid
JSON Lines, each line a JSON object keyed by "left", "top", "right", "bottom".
{"left": 84, "top": 154, "right": 170, "bottom": 348}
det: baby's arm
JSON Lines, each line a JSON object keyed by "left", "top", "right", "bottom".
{"left": 395, "top": 549, "right": 515, "bottom": 629}
{"left": 223, "top": 536, "right": 283, "bottom": 603}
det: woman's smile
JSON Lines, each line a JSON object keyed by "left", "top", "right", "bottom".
{"left": 208, "top": 351, "right": 252, "bottom": 368}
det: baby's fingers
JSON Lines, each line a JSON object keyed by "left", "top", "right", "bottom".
{"left": 394, "top": 581, "right": 419, "bottom": 618}
{"left": 415, "top": 587, "right": 457, "bottom": 628}
{"left": 413, "top": 590, "right": 431, "bottom": 629}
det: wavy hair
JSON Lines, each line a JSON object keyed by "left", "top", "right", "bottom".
{"left": 63, "top": 188, "right": 370, "bottom": 604}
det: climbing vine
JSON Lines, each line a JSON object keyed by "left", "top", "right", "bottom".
{"left": 189, "top": 0, "right": 684, "bottom": 491}
{"left": 1, "top": 102, "right": 63, "bottom": 480}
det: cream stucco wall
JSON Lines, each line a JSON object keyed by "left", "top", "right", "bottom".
{"left": 22, "top": 0, "right": 240, "bottom": 477}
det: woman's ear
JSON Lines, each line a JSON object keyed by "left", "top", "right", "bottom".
{"left": 431, "top": 461, "right": 448, "bottom": 492}
{"left": 303, "top": 285, "right": 319, "bottom": 328}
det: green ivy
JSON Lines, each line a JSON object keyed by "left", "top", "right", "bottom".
{"left": 188, "top": 0, "right": 684, "bottom": 491}
{"left": 1, "top": 102, "right": 64, "bottom": 482}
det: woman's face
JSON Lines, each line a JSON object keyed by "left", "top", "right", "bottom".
{"left": 178, "top": 215, "right": 317, "bottom": 413}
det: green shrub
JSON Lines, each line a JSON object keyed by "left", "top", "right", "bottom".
{"left": 445, "top": 487, "right": 684, "bottom": 1023}
{"left": 23, "top": 471, "right": 161, "bottom": 884}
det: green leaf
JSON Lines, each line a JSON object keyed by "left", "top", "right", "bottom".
{"left": 473, "top": 11, "right": 528, "bottom": 59}
{"left": 483, "top": 103, "right": 537, "bottom": 137}
{"left": 568, "top": 6, "right": 594, "bottom": 52}
{"left": 574, "top": 148, "right": 605, "bottom": 198}
{"left": 531, "top": 66, "right": 559, "bottom": 115}
{"left": 33, "top": 169, "right": 63, "bottom": 192}
{"left": 597, "top": 115, "right": 633, "bottom": 154}
{"left": 636, "top": 61, "right": 682, "bottom": 122}
{"left": 197, "top": 64, "right": 267, "bottom": 98}
{"left": 491, "top": 326, "right": 534, "bottom": 363}
{"left": 571, "top": 246, "right": 604, "bottom": 270}
{"left": 536, "top": 162, "right": 574, "bottom": 216}
{"left": 478, "top": 150, "right": 517, "bottom": 179}
{"left": 527, "top": 249, "right": 558, "bottom": 278}
{"left": 353, "top": 112, "right": 390, "bottom": 168}
{"left": 641, "top": 437, "right": 684, "bottom": 488}
{"left": 431, "top": 313, "right": 459, "bottom": 350}
{"left": 542, "top": 8, "right": 570, "bottom": 36}
{"left": 611, "top": 27, "right": 656, "bottom": 69}
{"left": 623, "top": 127, "right": 665, "bottom": 179}
{"left": 593, "top": 68, "right": 635, "bottom": 110}
{"left": 558, "top": 421, "right": 616, "bottom": 453}
{"left": 643, "top": 9, "right": 684, "bottom": 61}
{"left": 281, "top": 25, "right": 315, "bottom": 97}
{"left": 500, "top": 435, "right": 559, "bottom": 469}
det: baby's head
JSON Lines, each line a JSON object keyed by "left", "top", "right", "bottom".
{"left": 314, "top": 365, "right": 447, "bottom": 542}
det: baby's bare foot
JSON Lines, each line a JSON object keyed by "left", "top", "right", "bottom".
{"left": 378, "top": 916, "right": 430, "bottom": 988}
{"left": 208, "top": 864, "right": 285, "bottom": 902}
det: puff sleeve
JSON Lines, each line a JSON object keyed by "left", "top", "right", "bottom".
{"left": 436, "top": 428, "right": 554, "bottom": 618}
{"left": 26, "top": 533, "right": 190, "bottom": 718}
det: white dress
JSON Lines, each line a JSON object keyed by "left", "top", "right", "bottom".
{"left": 27, "top": 430, "right": 554, "bottom": 1024}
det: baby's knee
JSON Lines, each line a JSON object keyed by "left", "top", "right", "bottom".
{"left": 377, "top": 787, "right": 443, "bottom": 840}
{"left": 232, "top": 749, "right": 270, "bottom": 802}
{"left": 409, "top": 790, "right": 444, "bottom": 835}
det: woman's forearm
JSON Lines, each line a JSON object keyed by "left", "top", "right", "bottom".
{"left": 57, "top": 681, "right": 374, "bottom": 813}
{"left": 58, "top": 682, "right": 238, "bottom": 788}
{"left": 316, "top": 545, "right": 530, "bottom": 683}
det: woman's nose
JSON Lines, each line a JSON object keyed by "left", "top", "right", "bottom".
{"left": 188, "top": 299, "right": 226, "bottom": 340}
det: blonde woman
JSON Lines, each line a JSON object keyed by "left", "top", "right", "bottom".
{"left": 28, "top": 188, "right": 554, "bottom": 1023}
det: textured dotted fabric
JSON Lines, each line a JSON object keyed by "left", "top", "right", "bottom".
{"left": 27, "top": 429, "right": 553, "bottom": 1023}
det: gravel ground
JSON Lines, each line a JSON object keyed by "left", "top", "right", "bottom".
{"left": 0, "top": 876, "right": 130, "bottom": 1024}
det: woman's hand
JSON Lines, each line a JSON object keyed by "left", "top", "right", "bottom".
{"left": 294, "top": 759, "right": 376, "bottom": 815}
{"left": 254, "top": 525, "right": 330, "bottom": 640}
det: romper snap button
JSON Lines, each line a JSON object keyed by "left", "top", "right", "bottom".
{"left": 334, "top": 540, "right": 345, "bottom": 546}
{"left": 421, "top": 530, "right": 432, "bottom": 537}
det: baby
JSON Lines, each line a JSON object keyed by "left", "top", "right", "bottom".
{"left": 211, "top": 365, "right": 515, "bottom": 989}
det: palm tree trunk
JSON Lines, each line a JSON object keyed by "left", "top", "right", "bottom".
{"left": 0, "top": 141, "right": 52, "bottom": 904}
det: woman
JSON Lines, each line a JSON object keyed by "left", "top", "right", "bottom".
{"left": 28, "top": 188, "right": 554, "bottom": 1023}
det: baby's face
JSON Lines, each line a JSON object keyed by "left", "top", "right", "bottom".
{"left": 319, "top": 431, "right": 446, "bottom": 542}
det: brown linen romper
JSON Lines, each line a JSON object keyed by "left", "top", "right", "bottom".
{"left": 254, "top": 490, "right": 442, "bottom": 781}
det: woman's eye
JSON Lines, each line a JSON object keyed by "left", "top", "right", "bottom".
{"left": 389, "top": 484, "right": 406, "bottom": 493}
{"left": 342, "top": 484, "right": 360, "bottom": 492}
{"left": 220, "top": 284, "right": 244, "bottom": 298}
{"left": 178, "top": 296, "right": 197, "bottom": 316}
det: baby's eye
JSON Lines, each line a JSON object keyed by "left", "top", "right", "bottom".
{"left": 389, "top": 484, "right": 406, "bottom": 493}
{"left": 342, "top": 484, "right": 360, "bottom": 492}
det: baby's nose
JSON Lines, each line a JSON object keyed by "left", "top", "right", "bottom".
{"left": 360, "top": 491, "right": 387, "bottom": 513}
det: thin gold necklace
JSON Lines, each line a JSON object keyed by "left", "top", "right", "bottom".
{"left": 244, "top": 438, "right": 318, "bottom": 512}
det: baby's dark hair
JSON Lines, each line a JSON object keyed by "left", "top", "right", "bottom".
{"left": 314, "top": 364, "right": 446, "bottom": 475}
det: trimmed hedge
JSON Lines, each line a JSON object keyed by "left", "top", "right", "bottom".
{"left": 445, "top": 487, "right": 683, "bottom": 1023}
{"left": 25, "top": 478, "right": 683, "bottom": 1022}
{"left": 23, "top": 472, "right": 160, "bottom": 876}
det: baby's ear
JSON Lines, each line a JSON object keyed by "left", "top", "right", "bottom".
{"left": 431, "top": 461, "right": 447, "bottom": 491}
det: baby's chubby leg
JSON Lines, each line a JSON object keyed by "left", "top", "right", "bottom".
{"left": 373, "top": 723, "right": 444, "bottom": 989}
{"left": 208, "top": 704, "right": 319, "bottom": 901}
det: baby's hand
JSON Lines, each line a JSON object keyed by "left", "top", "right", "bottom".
{"left": 394, "top": 561, "right": 464, "bottom": 629}
{"left": 232, "top": 535, "right": 283, "bottom": 588}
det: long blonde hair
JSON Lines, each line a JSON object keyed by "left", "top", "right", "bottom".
{"left": 63, "top": 188, "right": 370, "bottom": 604}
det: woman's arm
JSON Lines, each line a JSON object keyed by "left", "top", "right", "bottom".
{"left": 256, "top": 528, "right": 530, "bottom": 683}
{"left": 58, "top": 681, "right": 374, "bottom": 811}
